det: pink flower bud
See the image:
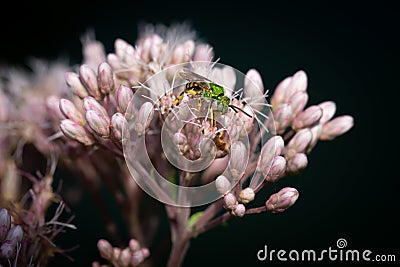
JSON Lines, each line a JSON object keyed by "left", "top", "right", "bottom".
{"left": 65, "top": 72, "right": 89, "bottom": 98}
{"left": 115, "top": 39, "right": 136, "bottom": 65}
{"left": 79, "top": 64, "right": 103, "bottom": 100}
{"left": 285, "top": 128, "right": 312, "bottom": 159}
{"left": 289, "top": 91, "right": 309, "bottom": 118}
{"left": 83, "top": 96, "right": 109, "bottom": 119}
{"left": 59, "top": 98, "right": 85, "bottom": 125}
{"left": 273, "top": 103, "right": 293, "bottom": 134}
{"left": 266, "top": 156, "right": 287, "bottom": 182}
{"left": 97, "top": 239, "right": 113, "bottom": 260}
{"left": 229, "top": 141, "right": 247, "bottom": 180}
{"left": 86, "top": 110, "right": 110, "bottom": 138}
{"left": 244, "top": 69, "right": 265, "bottom": 112}
{"left": 119, "top": 248, "right": 131, "bottom": 267}
{"left": 292, "top": 105, "right": 323, "bottom": 130}
{"left": 231, "top": 204, "right": 246, "bottom": 217}
{"left": 306, "top": 124, "right": 322, "bottom": 153}
{"left": 284, "top": 70, "right": 307, "bottom": 101}
{"left": 286, "top": 153, "right": 308, "bottom": 174}
{"left": 320, "top": 115, "right": 354, "bottom": 140}
{"left": 257, "top": 136, "right": 285, "bottom": 175}
{"left": 0, "top": 208, "right": 11, "bottom": 241}
{"left": 193, "top": 44, "right": 214, "bottom": 62}
{"left": 266, "top": 187, "right": 299, "bottom": 213}
{"left": 238, "top": 188, "right": 255, "bottom": 204}
{"left": 271, "top": 76, "right": 292, "bottom": 108}
{"left": 110, "top": 113, "right": 128, "bottom": 142}
{"left": 107, "top": 53, "right": 124, "bottom": 71}
{"left": 131, "top": 248, "right": 150, "bottom": 266}
{"left": 97, "top": 62, "right": 115, "bottom": 95}
{"left": 60, "top": 119, "right": 95, "bottom": 145}
{"left": 215, "top": 175, "right": 231, "bottom": 195}
{"left": 223, "top": 193, "right": 237, "bottom": 210}
{"left": 134, "top": 102, "right": 154, "bottom": 136}
{"left": 318, "top": 101, "right": 336, "bottom": 124}
{"left": 129, "top": 239, "right": 140, "bottom": 252}
{"left": 116, "top": 84, "right": 134, "bottom": 115}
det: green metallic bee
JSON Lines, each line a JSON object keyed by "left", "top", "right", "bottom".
{"left": 174, "top": 69, "right": 253, "bottom": 122}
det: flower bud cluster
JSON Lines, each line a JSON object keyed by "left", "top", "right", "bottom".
{"left": 94, "top": 238, "right": 150, "bottom": 267}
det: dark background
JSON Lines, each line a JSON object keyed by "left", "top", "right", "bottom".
{"left": 1, "top": 1, "right": 398, "bottom": 266}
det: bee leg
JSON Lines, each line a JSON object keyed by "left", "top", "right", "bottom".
{"left": 198, "top": 98, "right": 202, "bottom": 112}
{"left": 173, "top": 91, "right": 185, "bottom": 106}
{"left": 210, "top": 106, "right": 215, "bottom": 127}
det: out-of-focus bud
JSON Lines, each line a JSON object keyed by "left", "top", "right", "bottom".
{"left": 284, "top": 70, "right": 307, "bottom": 101}
{"left": 110, "top": 113, "right": 128, "bottom": 142}
{"left": 320, "top": 115, "right": 354, "bottom": 140}
{"left": 116, "top": 85, "right": 134, "bottom": 115}
{"left": 292, "top": 105, "right": 323, "bottom": 130}
{"left": 5, "top": 225, "right": 23, "bottom": 246}
{"left": 115, "top": 39, "right": 136, "bottom": 65}
{"left": 131, "top": 248, "right": 150, "bottom": 266}
{"left": 171, "top": 44, "right": 184, "bottom": 64}
{"left": 173, "top": 132, "right": 187, "bottom": 146}
{"left": 113, "top": 248, "right": 121, "bottom": 262}
{"left": 79, "top": 64, "right": 103, "bottom": 100}
{"left": 266, "top": 187, "right": 299, "bottom": 213}
{"left": 306, "top": 124, "right": 322, "bottom": 153}
{"left": 0, "top": 91, "right": 9, "bottom": 122}
{"left": 81, "top": 34, "right": 106, "bottom": 70}
{"left": 266, "top": 156, "right": 287, "bottom": 182}
{"left": 274, "top": 103, "right": 293, "bottom": 134}
{"left": 0, "top": 208, "right": 11, "bottom": 241}
{"left": 271, "top": 76, "right": 292, "bottom": 108}
{"left": 229, "top": 141, "right": 247, "bottom": 180}
{"left": 223, "top": 193, "right": 237, "bottom": 210}
{"left": 183, "top": 40, "right": 195, "bottom": 60}
{"left": 59, "top": 98, "right": 85, "bottom": 125}
{"left": 129, "top": 239, "right": 140, "bottom": 252}
{"left": 289, "top": 91, "right": 309, "bottom": 118}
{"left": 257, "top": 136, "right": 285, "bottom": 175}
{"left": 284, "top": 128, "right": 312, "bottom": 159}
{"left": 134, "top": 102, "right": 154, "bottom": 136}
{"left": 60, "top": 119, "right": 95, "bottom": 145}
{"left": 119, "top": 248, "right": 131, "bottom": 267}
{"left": 97, "top": 62, "right": 115, "bottom": 95}
{"left": 215, "top": 175, "right": 231, "bottom": 195}
{"left": 318, "top": 101, "right": 336, "bottom": 124}
{"left": 244, "top": 69, "right": 265, "bottom": 112}
{"left": 65, "top": 72, "right": 89, "bottom": 98}
{"left": 1, "top": 161, "right": 20, "bottom": 202}
{"left": 107, "top": 53, "right": 124, "bottom": 71}
{"left": 86, "top": 110, "right": 110, "bottom": 138}
{"left": 193, "top": 44, "right": 214, "bottom": 62}
{"left": 0, "top": 243, "right": 15, "bottom": 259}
{"left": 83, "top": 96, "right": 109, "bottom": 119}
{"left": 238, "top": 187, "right": 255, "bottom": 204}
{"left": 286, "top": 153, "right": 308, "bottom": 174}
{"left": 97, "top": 239, "right": 113, "bottom": 260}
{"left": 231, "top": 204, "right": 246, "bottom": 217}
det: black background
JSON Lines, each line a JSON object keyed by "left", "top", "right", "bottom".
{"left": 1, "top": 1, "right": 398, "bottom": 266}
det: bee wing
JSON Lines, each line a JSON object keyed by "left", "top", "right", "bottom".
{"left": 179, "top": 68, "right": 213, "bottom": 83}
